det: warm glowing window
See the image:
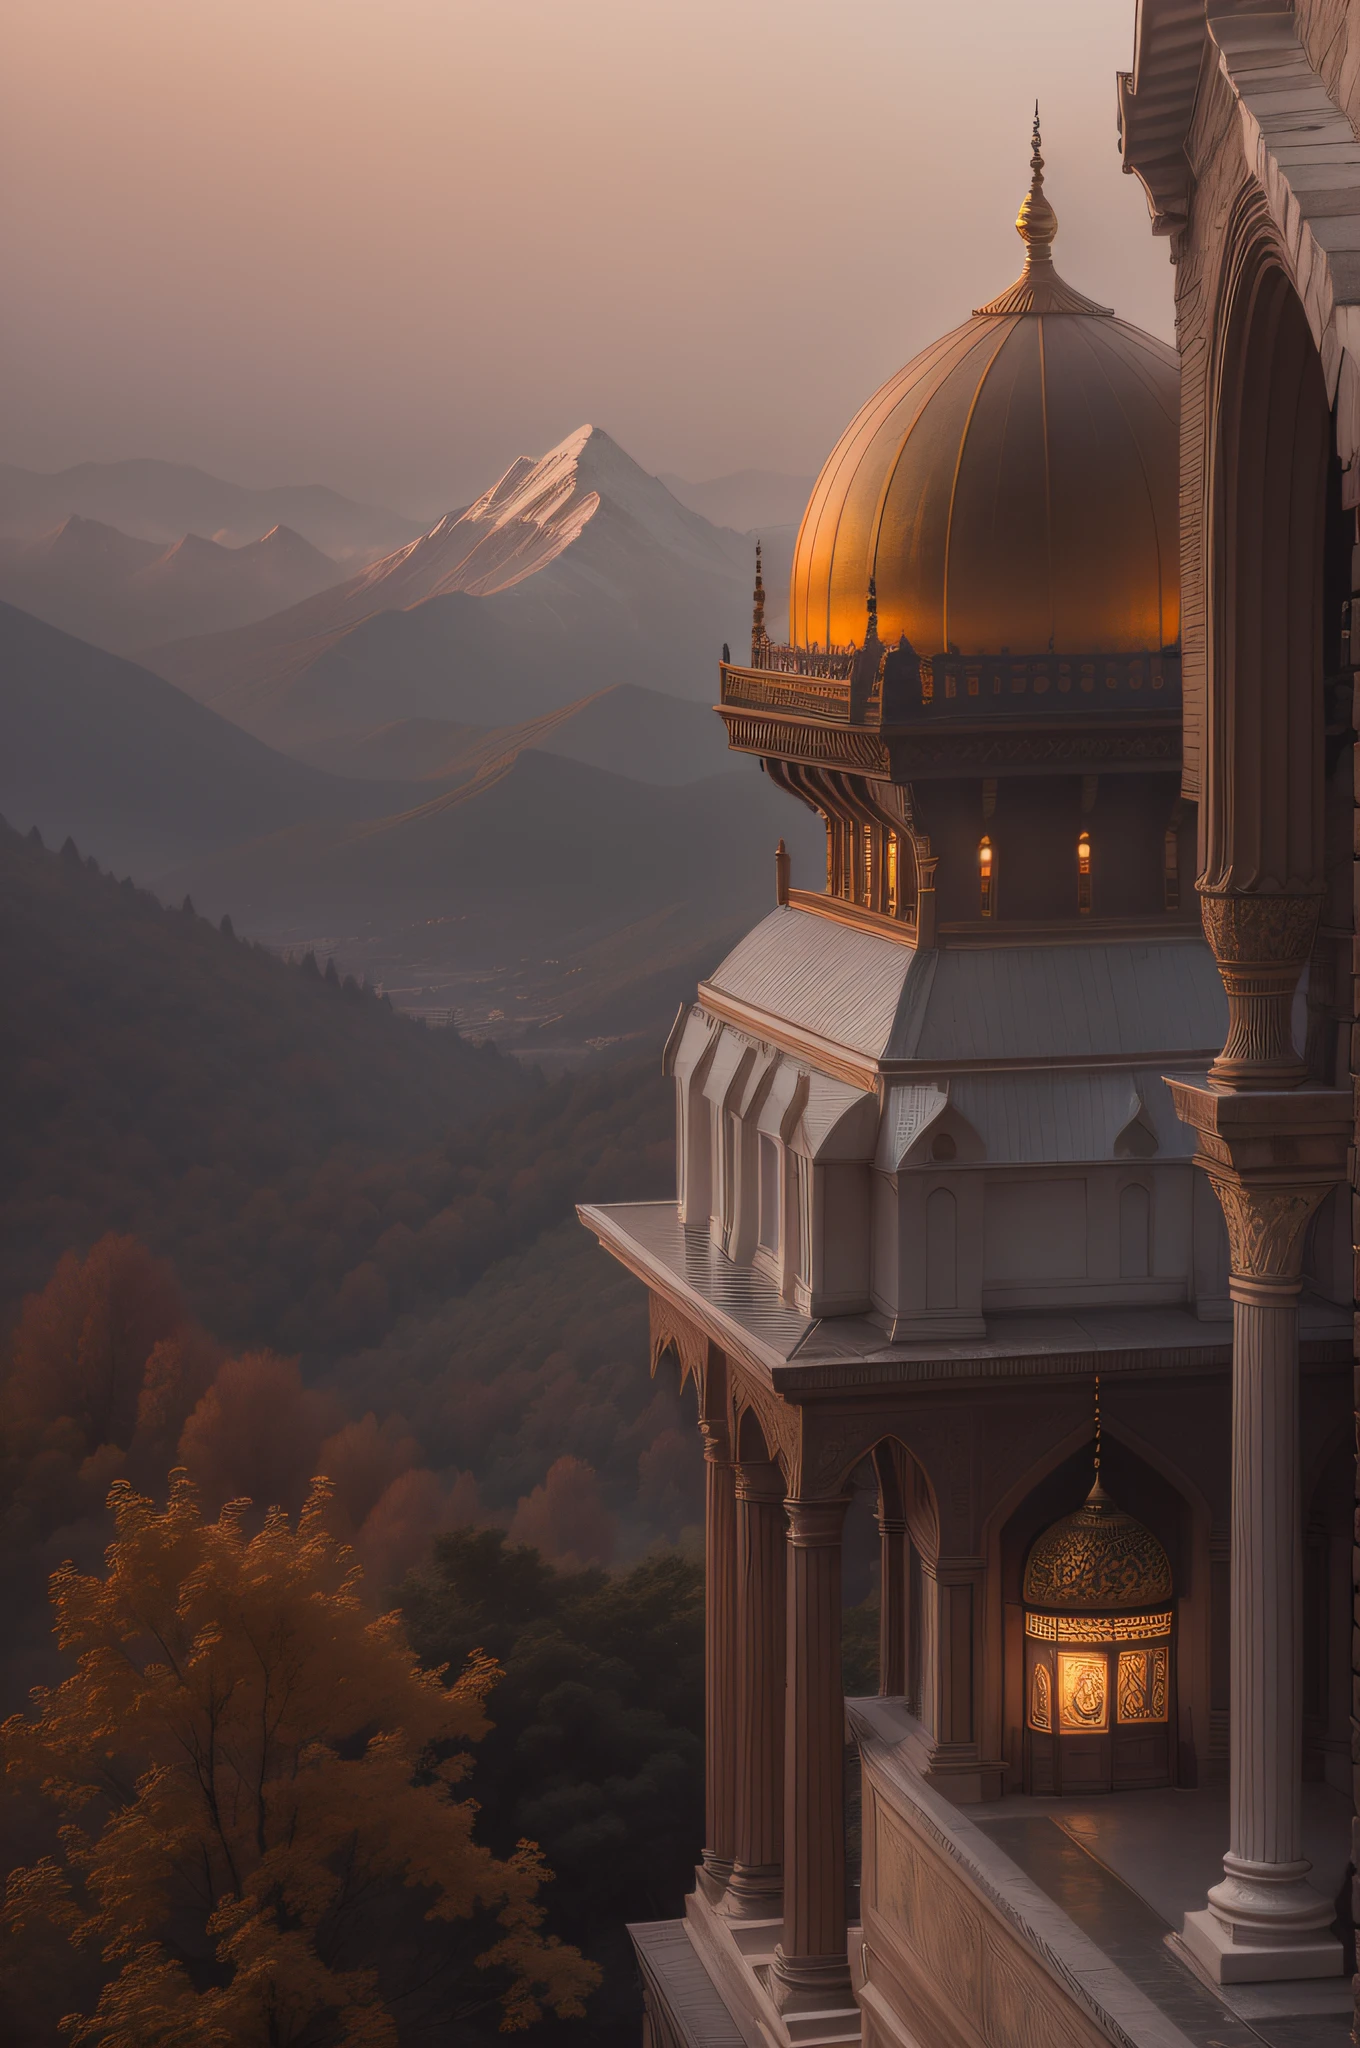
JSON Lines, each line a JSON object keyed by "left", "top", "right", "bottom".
{"left": 979, "top": 835, "right": 994, "bottom": 918}
{"left": 886, "top": 832, "right": 899, "bottom": 917}
{"left": 1077, "top": 831, "right": 1092, "bottom": 915}
{"left": 862, "top": 826, "right": 874, "bottom": 905}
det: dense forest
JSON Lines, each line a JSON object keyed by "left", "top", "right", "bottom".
{"left": 0, "top": 823, "right": 708, "bottom": 2045}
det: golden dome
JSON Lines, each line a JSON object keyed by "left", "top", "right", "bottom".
{"left": 1024, "top": 1478, "right": 1172, "bottom": 1614}
{"left": 789, "top": 121, "right": 1179, "bottom": 660}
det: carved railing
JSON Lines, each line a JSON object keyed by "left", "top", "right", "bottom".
{"left": 720, "top": 661, "right": 852, "bottom": 720}
{"left": 751, "top": 639, "right": 858, "bottom": 680}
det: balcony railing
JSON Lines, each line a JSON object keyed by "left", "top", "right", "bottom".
{"left": 720, "top": 660, "right": 852, "bottom": 720}
{"left": 751, "top": 641, "right": 858, "bottom": 679}
{"left": 720, "top": 640, "right": 1182, "bottom": 729}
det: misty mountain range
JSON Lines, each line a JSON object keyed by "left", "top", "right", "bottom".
{"left": 0, "top": 516, "right": 346, "bottom": 654}
{"left": 0, "top": 458, "right": 424, "bottom": 560}
{"left": 148, "top": 426, "right": 790, "bottom": 744}
{"left": 0, "top": 429, "right": 816, "bottom": 1048}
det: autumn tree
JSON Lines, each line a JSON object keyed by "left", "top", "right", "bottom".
{"left": 4, "top": 1236, "right": 188, "bottom": 1452}
{"left": 176, "top": 1351, "right": 341, "bottom": 1516}
{"left": 506, "top": 1456, "right": 616, "bottom": 1570}
{"left": 1, "top": 1475, "right": 597, "bottom": 2046}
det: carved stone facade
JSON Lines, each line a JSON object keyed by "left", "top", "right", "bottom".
{"left": 579, "top": 24, "right": 1359, "bottom": 2039}
{"left": 1124, "top": 0, "right": 1360, "bottom": 1998}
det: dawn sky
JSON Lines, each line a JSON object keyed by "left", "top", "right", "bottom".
{"left": 3, "top": 0, "right": 1173, "bottom": 517}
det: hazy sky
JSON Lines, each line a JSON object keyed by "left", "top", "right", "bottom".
{"left": 3, "top": 0, "right": 1173, "bottom": 517}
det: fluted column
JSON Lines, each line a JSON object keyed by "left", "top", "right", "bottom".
{"left": 699, "top": 1411, "right": 739, "bottom": 1900}
{"left": 771, "top": 1496, "right": 854, "bottom": 2016}
{"left": 726, "top": 1456, "right": 786, "bottom": 1916}
{"left": 1170, "top": 1080, "right": 1348, "bottom": 1982}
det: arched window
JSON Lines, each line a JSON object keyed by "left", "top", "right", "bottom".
{"left": 1077, "top": 830, "right": 1092, "bottom": 915}
{"left": 978, "top": 835, "right": 995, "bottom": 918}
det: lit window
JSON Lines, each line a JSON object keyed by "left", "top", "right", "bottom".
{"left": 979, "top": 835, "right": 994, "bottom": 918}
{"left": 886, "top": 832, "right": 899, "bottom": 917}
{"left": 1077, "top": 830, "right": 1092, "bottom": 915}
{"left": 862, "top": 826, "right": 874, "bottom": 906}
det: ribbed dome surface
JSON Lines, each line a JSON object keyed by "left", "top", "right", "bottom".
{"left": 789, "top": 148, "right": 1179, "bottom": 660}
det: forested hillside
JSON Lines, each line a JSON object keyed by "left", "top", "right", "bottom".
{"left": 0, "top": 817, "right": 527, "bottom": 1322}
{"left": 1, "top": 823, "right": 700, "bottom": 2043}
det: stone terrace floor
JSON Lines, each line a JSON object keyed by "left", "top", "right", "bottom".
{"left": 968, "top": 1782, "right": 1353, "bottom": 2048}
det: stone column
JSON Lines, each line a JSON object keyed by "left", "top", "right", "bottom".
{"left": 872, "top": 1441, "right": 908, "bottom": 1698}
{"left": 877, "top": 1510, "right": 908, "bottom": 1697}
{"left": 771, "top": 1496, "right": 854, "bottom": 2016}
{"left": 699, "top": 1405, "right": 739, "bottom": 1901}
{"left": 726, "top": 1456, "right": 786, "bottom": 1916}
{"left": 1170, "top": 1080, "right": 1349, "bottom": 1983}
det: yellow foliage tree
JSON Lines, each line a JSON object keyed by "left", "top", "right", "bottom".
{"left": 1, "top": 1474, "right": 598, "bottom": 2046}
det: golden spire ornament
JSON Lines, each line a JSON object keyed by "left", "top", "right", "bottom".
{"left": 1015, "top": 103, "right": 1059, "bottom": 269}
{"left": 974, "top": 104, "right": 1113, "bottom": 319}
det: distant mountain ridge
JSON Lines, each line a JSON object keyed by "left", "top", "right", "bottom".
{"left": 294, "top": 685, "right": 740, "bottom": 789}
{"left": 0, "top": 458, "right": 423, "bottom": 562}
{"left": 0, "top": 515, "right": 345, "bottom": 652}
{"left": 0, "top": 601, "right": 422, "bottom": 877}
{"left": 149, "top": 427, "right": 778, "bottom": 745}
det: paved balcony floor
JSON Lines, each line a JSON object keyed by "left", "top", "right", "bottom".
{"left": 969, "top": 1783, "right": 1353, "bottom": 2048}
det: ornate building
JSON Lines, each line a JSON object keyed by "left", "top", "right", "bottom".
{"left": 580, "top": 118, "right": 1354, "bottom": 2048}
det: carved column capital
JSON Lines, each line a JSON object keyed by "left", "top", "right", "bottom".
{"left": 733, "top": 1457, "right": 785, "bottom": 1504}
{"left": 699, "top": 1417, "right": 734, "bottom": 1466}
{"left": 784, "top": 1497, "right": 852, "bottom": 1547}
{"left": 1197, "top": 888, "right": 1322, "bottom": 1089}
{"left": 1203, "top": 1175, "right": 1327, "bottom": 1292}
{"left": 1166, "top": 1078, "right": 1349, "bottom": 1302}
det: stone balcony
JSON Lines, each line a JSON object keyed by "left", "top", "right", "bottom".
{"left": 633, "top": 1700, "right": 1351, "bottom": 2048}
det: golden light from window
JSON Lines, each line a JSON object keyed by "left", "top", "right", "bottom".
{"left": 1077, "top": 829, "right": 1092, "bottom": 915}
{"left": 1077, "top": 831, "right": 1091, "bottom": 872}
{"left": 886, "top": 831, "right": 899, "bottom": 916}
{"left": 978, "top": 834, "right": 994, "bottom": 919}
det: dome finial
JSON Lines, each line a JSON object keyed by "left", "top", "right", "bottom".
{"left": 974, "top": 101, "right": 1112, "bottom": 316}
{"left": 1016, "top": 100, "right": 1059, "bottom": 269}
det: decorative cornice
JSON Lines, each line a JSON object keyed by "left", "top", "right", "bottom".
{"left": 718, "top": 708, "right": 890, "bottom": 775}
{"left": 889, "top": 727, "right": 1180, "bottom": 778}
